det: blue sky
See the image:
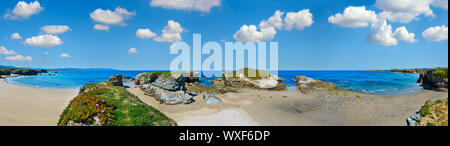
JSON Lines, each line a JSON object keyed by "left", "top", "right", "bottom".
{"left": 0, "top": 0, "right": 448, "bottom": 70}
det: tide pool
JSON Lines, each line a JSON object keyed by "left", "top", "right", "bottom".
{"left": 5, "top": 70, "right": 422, "bottom": 95}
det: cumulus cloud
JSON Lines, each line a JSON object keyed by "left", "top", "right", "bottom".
{"left": 136, "top": 28, "right": 157, "bottom": 39}
{"left": 394, "top": 26, "right": 417, "bottom": 43}
{"left": 128, "top": 48, "right": 138, "bottom": 54}
{"left": 41, "top": 25, "right": 70, "bottom": 34}
{"left": 150, "top": 0, "right": 221, "bottom": 13}
{"left": 284, "top": 9, "right": 314, "bottom": 30}
{"left": 367, "top": 20, "right": 418, "bottom": 46}
{"left": 376, "top": 0, "right": 435, "bottom": 23}
{"left": 328, "top": 6, "right": 378, "bottom": 28}
{"left": 0, "top": 46, "right": 17, "bottom": 55}
{"left": 432, "top": 0, "right": 448, "bottom": 9}
{"left": 90, "top": 7, "right": 135, "bottom": 26}
{"left": 259, "top": 10, "right": 285, "bottom": 30}
{"left": 25, "top": 34, "right": 63, "bottom": 47}
{"left": 233, "top": 25, "right": 276, "bottom": 42}
{"left": 94, "top": 24, "right": 110, "bottom": 31}
{"left": 5, "top": 55, "right": 32, "bottom": 62}
{"left": 367, "top": 20, "right": 398, "bottom": 46}
{"left": 233, "top": 9, "right": 313, "bottom": 42}
{"left": 10, "top": 33, "right": 22, "bottom": 40}
{"left": 422, "top": 25, "right": 448, "bottom": 41}
{"left": 154, "top": 20, "right": 184, "bottom": 42}
{"left": 59, "top": 53, "right": 71, "bottom": 58}
{"left": 3, "top": 1, "right": 43, "bottom": 20}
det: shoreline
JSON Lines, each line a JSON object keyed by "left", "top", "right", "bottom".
{"left": 127, "top": 85, "right": 447, "bottom": 126}
{"left": 0, "top": 77, "right": 447, "bottom": 126}
{"left": 0, "top": 79, "right": 78, "bottom": 126}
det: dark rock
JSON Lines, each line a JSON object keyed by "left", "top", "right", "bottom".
{"left": 107, "top": 74, "right": 123, "bottom": 86}
{"left": 406, "top": 110, "right": 421, "bottom": 126}
{"left": 295, "top": 76, "right": 337, "bottom": 94}
{"left": 418, "top": 70, "right": 448, "bottom": 91}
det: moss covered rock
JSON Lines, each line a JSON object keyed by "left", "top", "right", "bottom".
{"left": 222, "top": 68, "right": 286, "bottom": 90}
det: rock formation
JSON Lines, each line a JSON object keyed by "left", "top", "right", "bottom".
{"left": 137, "top": 71, "right": 194, "bottom": 105}
{"left": 418, "top": 70, "right": 448, "bottom": 91}
{"left": 222, "top": 68, "right": 286, "bottom": 90}
{"left": 295, "top": 76, "right": 338, "bottom": 94}
{"left": 107, "top": 74, "right": 123, "bottom": 86}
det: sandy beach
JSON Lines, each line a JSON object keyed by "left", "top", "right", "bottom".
{"left": 0, "top": 79, "right": 78, "bottom": 126}
{"left": 127, "top": 85, "right": 448, "bottom": 126}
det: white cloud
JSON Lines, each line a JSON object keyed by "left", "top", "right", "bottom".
{"left": 3, "top": 1, "right": 43, "bottom": 20}
{"left": 154, "top": 20, "right": 184, "bottom": 42}
{"left": 422, "top": 25, "right": 448, "bottom": 41}
{"left": 367, "top": 20, "right": 397, "bottom": 46}
{"left": 150, "top": 0, "right": 221, "bottom": 13}
{"left": 0, "top": 46, "right": 17, "bottom": 55}
{"left": 394, "top": 26, "right": 417, "bottom": 43}
{"left": 10, "top": 33, "right": 22, "bottom": 40}
{"left": 44, "top": 51, "right": 50, "bottom": 55}
{"left": 432, "top": 0, "right": 448, "bottom": 9}
{"left": 94, "top": 24, "right": 110, "bottom": 31}
{"left": 284, "top": 9, "right": 314, "bottom": 30}
{"left": 259, "top": 10, "right": 285, "bottom": 30}
{"left": 376, "top": 0, "right": 435, "bottom": 23}
{"left": 367, "top": 20, "right": 418, "bottom": 46}
{"left": 233, "top": 25, "right": 276, "bottom": 42}
{"left": 90, "top": 7, "right": 135, "bottom": 25}
{"left": 136, "top": 28, "right": 157, "bottom": 39}
{"left": 128, "top": 48, "right": 138, "bottom": 54}
{"left": 59, "top": 53, "right": 71, "bottom": 58}
{"left": 5, "top": 55, "right": 32, "bottom": 62}
{"left": 41, "top": 25, "right": 70, "bottom": 34}
{"left": 328, "top": 6, "right": 378, "bottom": 28}
{"left": 25, "top": 34, "right": 63, "bottom": 47}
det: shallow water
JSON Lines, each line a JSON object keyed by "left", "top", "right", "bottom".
{"left": 6, "top": 70, "right": 421, "bottom": 95}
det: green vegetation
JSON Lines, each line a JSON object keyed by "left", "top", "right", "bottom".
{"left": 432, "top": 69, "right": 448, "bottom": 79}
{"left": 417, "top": 98, "right": 448, "bottom": 126}
{"left": 58, "top": 82, "right": 176, "bottom": 126}
{"left": 0, "top": 68, "right": 47, "bottom": 75}
{"left": 389, "top": 67, "right": 448, "bottom": 79}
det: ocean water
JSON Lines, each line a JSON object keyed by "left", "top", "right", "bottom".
{"left": 5, "top": 70, "right": 422, "bottom": 95}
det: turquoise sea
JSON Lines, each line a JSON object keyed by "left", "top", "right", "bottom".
{"left": 5, "top": 70, "right": 422, "bottom": 95}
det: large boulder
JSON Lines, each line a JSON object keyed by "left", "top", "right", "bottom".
{"left": 418, "top": 70, "right": 448, "bottom": 91}
{"left": 222, "top": 68, "right": 285, "bottom": 90}
{"left": 141, "top": 84, "right": 194, "bottom": 105}
{"left": 294, "top": 76, "right": 337, "bottom": 94}
{"left": 107, "top": 74, "right": 123, "bottom": 86}
{"left": 137, "top": 71, "right": 196, "bottom": 105}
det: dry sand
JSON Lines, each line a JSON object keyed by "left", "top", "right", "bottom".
{"left": 127, "top": 85, "right": 448, "bottom": 126}
{"left": 0, "top": 79, "right": 78, "bottom": 126}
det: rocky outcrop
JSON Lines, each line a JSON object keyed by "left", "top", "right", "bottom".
{"left": 295, "top": 76, "right": 338, "bottom": 94}
{"left": 222, "top": 68, "right": 286, "bottom": 90}
{"left": 107, "top": 74, "right": 123, "bottom": 86}
{"left": 0, "top": 68, "right": 47, "bottom": 76}
{"left": 407, "top": 98, "right": 448, "bottom": 126}
{"left": 138, "top": 71, "right": 194, "bottom": 105}
{"left": 122, "top": 76, "right": 135, "bottom": 81}
{"left": 418, "top": 70, "right": 448, "bottom": 91}
{"left": 141, "top": 84, "right": 193, "bottom": 105}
